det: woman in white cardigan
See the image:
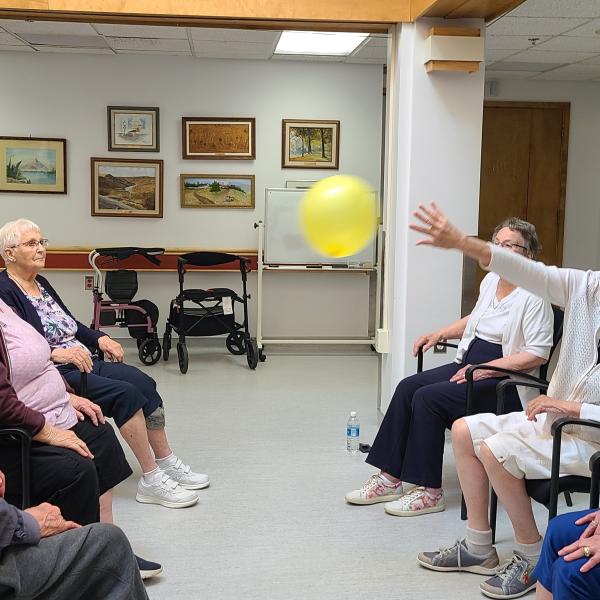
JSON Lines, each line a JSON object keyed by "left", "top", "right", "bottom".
{"left": 345, "top": 218, "right": 553, "bottom": 518}
{"left": 413, "top": 203, "right": 600, "bottom": 600}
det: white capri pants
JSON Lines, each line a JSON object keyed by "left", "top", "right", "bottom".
{"left": 464, "top": 411, "right": 600, "bottom": 480}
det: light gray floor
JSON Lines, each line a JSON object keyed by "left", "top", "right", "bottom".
{"left": 111, "top": 343, "right": 588, "bottom": 600}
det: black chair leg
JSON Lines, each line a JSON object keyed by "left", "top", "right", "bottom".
{"left": 564, "top": 491, "right": 573, "bottom": 507}
{"left": 461, "top": 494, "right": 467, "bottom": 521}
{"left": 490, "top": 490, "right": 498, "bottom": 545}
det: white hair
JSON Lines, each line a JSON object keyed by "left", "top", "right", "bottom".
{"left": 0, "top": 219, "right": 41, "bottom": 260}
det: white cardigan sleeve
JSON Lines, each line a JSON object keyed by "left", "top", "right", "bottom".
{"left": 486, "top": 244, "right": 584, "bottom": 309}
{"left": 580, "top": 403, "right": 600, "bottom": 423}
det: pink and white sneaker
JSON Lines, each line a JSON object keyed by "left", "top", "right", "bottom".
{"left": 345, "top": 474, "right": 403, "bottom": 505}
{"left": 384, "top": 486, "right": 445, "bottom": 516}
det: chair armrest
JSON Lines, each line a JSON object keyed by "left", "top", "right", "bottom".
{"left": 465, "top": 364, "right": 548, "bottom": 416}
{"left": 590, "top": 450, "right": 600, "bottom": 510}
{"left": 548, "top": 417, "right": 600, "bottom": 517}
{"left": 416, "top": 341, "right": 459, "bottom": 373}
{"left": 0, "top": 427, "right": 33, "bottom": 508}
{"left": 496, "top": 379, "right": 549, "bottom": 415}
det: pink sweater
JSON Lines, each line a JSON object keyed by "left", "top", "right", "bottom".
{"left": 0, "top": 299, "right": 77, "bottom": 429}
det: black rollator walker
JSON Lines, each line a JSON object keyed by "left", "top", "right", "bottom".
{"left": 89, "top": 247, "right": 164, "bottom": 365}
{"left": 163, "top": 252, "right": 265, "bottom": 373}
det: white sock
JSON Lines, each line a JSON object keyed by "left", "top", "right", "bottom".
{"left": 155, "top": 453, "right": 176, "bottom": 467}
{"left": 465, "top": 527, "right": 494, "bottom": 556}
{"left": 380, "top": 473, "right": 401, "bottom": 487}
{"left": 142, "top": 466, "right": 162, "bottom": 483}
{"left": 514, "top": 538, "right": 542, "bottom": 564}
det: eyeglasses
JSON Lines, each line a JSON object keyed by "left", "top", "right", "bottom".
{"left": 10, "top": 238, "right": 49, "bottom": 249}
{"left": 493, "top": 240, "right": 528, "bottom": 252}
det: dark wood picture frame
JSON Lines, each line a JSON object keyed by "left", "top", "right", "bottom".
{"left": 107, "top": 106, "right": 160, "bottom": 152}
{"left": 281, "top": 119, "right": 340, "bottom": 169}
{"left": 182, "top": 117, "right": 256, "bottom": 160}
{"left": 91, "top": 157, "right": 163, "bottom": 218}
{"left": 0, "top": 136, "right": 67, "bottom": 194}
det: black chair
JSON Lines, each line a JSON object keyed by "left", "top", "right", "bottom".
{"left": 0, "top": 426, "right": 32, "bottom": 508}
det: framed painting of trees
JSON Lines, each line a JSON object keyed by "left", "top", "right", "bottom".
{"left": 281, "top": 120, "right": 340, "bottom": 169}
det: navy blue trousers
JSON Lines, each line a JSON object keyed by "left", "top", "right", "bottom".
{"left": 534, "top": 509, "right": 600, "bottom": 599}
{"left": 367, "top": 338, "right": 521, "bottom": 488}
{"left": 59, "top": 359, "right": 163, "bottom": 428}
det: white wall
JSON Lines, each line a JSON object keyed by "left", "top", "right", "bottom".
{"left": 0, "top": 53, "right": 382, "bottom": 336}
{"left": 486, "top": 78, "right": 600, "bottom": 271}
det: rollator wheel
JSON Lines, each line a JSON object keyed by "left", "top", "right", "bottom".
{"left": 177, "top": 342, "right": 188, "bottom": 374}
{"left": 139, "top": 338, "right": 162, "bottom": 366}
{"left": 163, "top": 332, "right": 171, "bottom": 361}
{"left": 136, "top": 339, "right": 143, "bottom": 350}
{"left": 226, "top": 332, "right": 246, "bottom": 355}
{"left": 246, "top": 338, "right": 259, "bottom": 370}
{"left": 259, "top": 348, "right": 267, "bottom": 362}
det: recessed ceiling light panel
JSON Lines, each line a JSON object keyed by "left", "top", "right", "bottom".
{"left": 274, "top": 31, "right": 368, "bottom": 56}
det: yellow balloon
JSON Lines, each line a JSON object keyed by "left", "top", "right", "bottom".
{"left": 299, "top": 175, "right": 377, "bottom": 258}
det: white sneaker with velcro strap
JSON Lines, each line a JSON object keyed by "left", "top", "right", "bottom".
{"left": 136, "top": 473, "right": 199, "bottom": 508}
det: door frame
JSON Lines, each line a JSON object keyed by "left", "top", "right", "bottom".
{"left": 482, "top": 100, "right": 570, "bottom": 266}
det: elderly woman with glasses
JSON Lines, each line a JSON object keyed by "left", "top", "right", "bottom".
{"left": 345, "top": 217, "right": 554, "bottom": 520}
{"left": 0, "top": 219, "right": 208, "bottom": 511}
{"left": 412, "top": 203, "right": 600, "bottom": 600}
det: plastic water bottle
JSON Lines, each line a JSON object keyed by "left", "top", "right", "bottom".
{"left": 347, "top": 411, "right": 360, "bottom": 454}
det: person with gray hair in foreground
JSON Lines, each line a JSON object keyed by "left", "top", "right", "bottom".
{"left": 411, "top": 203, "right": 600, "bottom": 600}
{"left": 0, "top": 469, "right": 148, "bottom": 600}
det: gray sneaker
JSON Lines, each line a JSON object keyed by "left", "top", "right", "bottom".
{"left": 480, "top": 552, "right": 537, "bottom": 599}
{"left": 418, "top": 539, "right": 499, "bottom": 575}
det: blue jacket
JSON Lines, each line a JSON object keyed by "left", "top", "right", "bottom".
{"left": 0, "top": 270, "right": 105, "bottom": 350}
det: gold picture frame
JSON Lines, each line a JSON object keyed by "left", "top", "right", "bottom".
{"left": 282, "top": 119, "right": 340, "bottom": 169}
{"left": 180, "top": 174, "right": 255, "bottom": 209}
{"left": 182, "top": 117, "right": 256, "bottom": 160}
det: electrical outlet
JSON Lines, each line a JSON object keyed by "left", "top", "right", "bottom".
{"left": 433, "top": 343, "right": 447, "bottom": 354}
{"left": 84, "top": 276, "right": 94, "bottom": 291}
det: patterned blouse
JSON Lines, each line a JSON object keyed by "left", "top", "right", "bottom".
{"left": 26, "top": 285, "right": 91, "bottom": 356}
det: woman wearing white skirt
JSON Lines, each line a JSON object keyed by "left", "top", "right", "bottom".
{"left": 411, "top": 203, "right": 600, "bottom": 600}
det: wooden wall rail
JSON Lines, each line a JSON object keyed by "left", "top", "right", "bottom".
{"left": 0, "top": 249, "right": 259, "bottom": 271}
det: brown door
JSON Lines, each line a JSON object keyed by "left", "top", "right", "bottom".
{"left": 462, "top": 101, "right": 569, "bottom": 314}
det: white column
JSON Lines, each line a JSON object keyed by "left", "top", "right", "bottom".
{"left": 380, "top": 18, "right": 486, "bottom": 412}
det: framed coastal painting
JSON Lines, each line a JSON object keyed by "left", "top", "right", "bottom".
{"left": 180, "top": 174, "right": 255, "bottom": 209}
{"left": 91, "top": 158, "right": 163, "bottom": 218}
{"left": 0, "top": 137, "right": 66, "bottom": 193}
{"left": 107, "top": 106, "right": 160, "bottom": 152}
{"left": 182, "top": 117, "right": 255, "bottom": 160}
{"left": 281, "top": 119, "right": 340, "bottom": 169}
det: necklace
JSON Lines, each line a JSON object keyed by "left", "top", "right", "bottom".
{"left": 7, "top": 272, "right": 40, "bottom": 297}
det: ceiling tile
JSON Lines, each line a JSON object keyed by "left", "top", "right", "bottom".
{"left": 0, "top": 45, "right": 35, "bottom": 52}
{"left": 486, "top": 35, "right": 550, "bottom": 50}
{"left": 580, "top": 54, "right": 600, "bottom": 65}
{"left": 35, "top": 46, "right": 115, "bottom": 54}
{"left": 19, "top": 34, "right": 109, "bottom": 48}
{"left": 346, "top": 57, "right": 386, "bottom": 64}
{"left": 351, "top": 42, "right": 387, "bottom": 60}
{"left": 509, "top": 0, "right": 600, "bottom": 18}
{"left": 562, "top": 17, "right": 600, "bottom": 37}
{"left": 106, "top": 37, "right": 191, "bottom": 52}
{"left": 192, "top": 40, "right": 274, "bottom": 59}
{"left": 487, "top": 17, "right": 588, "bottom": 37}
{"left": 488, "top": 60, "right": 561, "bottom": 72}
{"left": 271, "top": 54, "right": 344, "bottom": 62}
{"left": 364, "top": 35, "right": 389, "bottom": 47}
{"left": 0, "top": 20, "right": 96, "bottom": 36}
{"left": 189, "top": 27, "right": 280, "bottom": 44}
{"left": 508, "top": 49, "right": 596, "bottom": 63}
{"left": 115, "top": 49, "right": 192, "bottom": 55}
{"left": 485, "top": 48, "right": 521, "bottom": 62}
{"left": 534, "top": 68, "right": 600, "bottom": 80}
{"left": 536, "top": 35, "right": 600, "bottom": 52}
{"left": 484, "top": 70, "right": 540, "bottom": 79}
{"left": 92, "top": 24, "right": 187, "bottom": 39}
{"left": 0, "top": 31, "right": 25, "bottom": 45}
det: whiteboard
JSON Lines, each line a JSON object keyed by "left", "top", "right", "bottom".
{"left": 264, "top": 188, "right": 377, "bottom": 266}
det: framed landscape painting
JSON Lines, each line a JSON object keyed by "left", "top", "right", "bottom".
{"left": 282, "top": 119, "right": 340, "bottom": 169}
{"left": 91, "top": 158, "right": 163, "bottom": 218}
{"left": 182, "top": 117, "right": 255, "bottom": 160}
{"left": 0, "top": 137, "right": 66, "bottom": 193}
{"left": 107, "top": 106, "right": 160, "bottom": 152}
{"left": 180, "top": 174, "right": 255, "bottom": 209}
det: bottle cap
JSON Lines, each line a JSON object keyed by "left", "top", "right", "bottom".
{"left": 350, "top": 411, "right": 357, "bottom": 417}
